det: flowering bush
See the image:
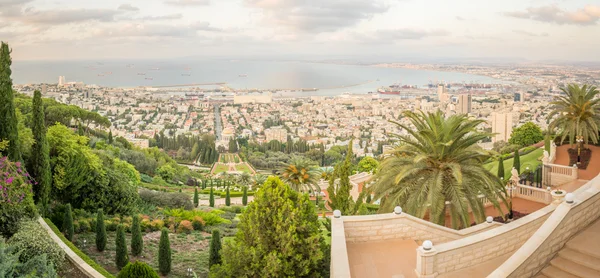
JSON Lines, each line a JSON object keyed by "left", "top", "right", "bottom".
{"left": 176, "top": 220, "right": 193, "bottom": 234}
{"left": 0, "top": 157, "right": 36, "bottom": 236}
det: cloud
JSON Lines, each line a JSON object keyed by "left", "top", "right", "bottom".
{"left": 118, "top": 4, "right": 139, "bottom": 11}
{"left": 164, "top": 0, "right": 210, "bottom": 6}
{"left": 505, "top": 5, "right": 600, "bottom": 25}
{"left": 190, "top": 21, "right": 221, "bottom": 31}
{"left": 0, "top": 0, "right": 33, "bottom": 8}
{"left": 10, "top": 8, "right": 122, "bottom": 25}
{"left": 512, "top": 30, "right": 549, "bottom": 37}
{"left": 245, "top": 0, "right": 390, "bottom": 32}
{"left": 140, "top": 14, "right": 183, "bottom": 20}
{"left": 352, "top": 28, "right": 449, "bottom": 44}
{"left": 456, "top": 16, "right": 465, "bottom": 21}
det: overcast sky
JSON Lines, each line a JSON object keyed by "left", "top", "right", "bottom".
{"left": 1, "top": 0, "right": 599, "bottom": 61}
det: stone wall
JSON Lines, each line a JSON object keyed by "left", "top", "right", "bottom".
{"left": 488, "top": 176, "right": 600, "bottom": 277}
{"left": 343, "top": 212, "right": 501, "bottom": 245}
{"left": 428, "top": 205, "right": 554, "bottom": 275}
{"left": 331, "top": 217, "right": 351, "bottom": 278}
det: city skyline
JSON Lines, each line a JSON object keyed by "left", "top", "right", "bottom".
{"left": 1, "top": 0, "right": 600, "bottom": 62}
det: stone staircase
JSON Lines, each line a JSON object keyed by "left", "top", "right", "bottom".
{"left": 536, "top": 219, "right": 600, "bottom": 278}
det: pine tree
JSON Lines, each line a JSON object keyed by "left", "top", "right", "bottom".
{"left": 63, "top": 203, "right": 74, "bottom": 241}
{"left": 116, "top": 224, "right": 129, "bottom": 270}
{"left": 209, "top": 229, "right": 222, "bottom": 267}
{"left": 193, "top": 187, "right": 199, "bottom": 207}
{"left": 131, "top": 215, "right": 143, "bottom": 257}
{"left": 96, "top": 209, "right": 107, "bottom": 251}
{"left": 158, "top": 228, "right": 171, "bottom": 275}
{"left": 225, "top": 186, "right": 231, "bottom": 206}
{"left": 242, "top": 186, "right": 248, "bottom": 206}
{"left": 108, "top": 130, "right": 113, "bottom": 144}
{"left": 497, "top": 156, "right": 505, "bottom": 180}
{"left": 29, "top": 90, "right": 51, "bottom": 212}
{"left": 0, "top": 42, "right": 20, "bottom": 161}
{"left": 209, "top": 187, "right": 215, "bottom": 207}
{"left": 513, "top": 150, "right": 521, "bottom": 174}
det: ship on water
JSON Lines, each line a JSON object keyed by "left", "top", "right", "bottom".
{"left": 378, "top": 84, "right": 418, "bottom": 95}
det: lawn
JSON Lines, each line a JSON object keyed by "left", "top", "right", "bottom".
{"left": 212, "top": 163, "right": 229, "bottom": 174}
{"left": 235, "top": 163, "right": 253, "bottom": 174}
{"left": 73, "top": 231, "right": 211, "bottom": 277}
{"left": 485, "top": 148, "right": 544, "bottom": 180}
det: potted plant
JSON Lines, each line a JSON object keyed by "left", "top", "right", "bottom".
{"left": 551, "top": 189, "right": 566, "bottom": 203}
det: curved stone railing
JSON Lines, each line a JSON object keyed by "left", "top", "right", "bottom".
{"left": 546, "top": 163, "right": 578, "bottom": 186}
{"left": 415, "top": 204, "right": 556, "bottom": 277}
{"left": 38, "top": 217, "right": 106, "bottom": 278}
{"left": 331, "top": 210, "right": 502, "bottom": 277}
{"left": 488, "top": 174, "right": 600, "bottom": 277}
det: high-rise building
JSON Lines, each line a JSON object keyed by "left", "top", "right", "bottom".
{"left": 41, "top": 84, "right": 47, "bottom": 94}
{"left": 437, "top": 84, "right": 449, "bottom": 102}
{"left": 457, "top": 94, "right": 472, "bottom": 114}
{"left": 58, "top": 76, "right": 66, "bottom": 86}
{"left": 490, "top": 112, "right": 513, "bottom": 143}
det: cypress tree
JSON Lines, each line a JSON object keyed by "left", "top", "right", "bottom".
{"left": 158, "top": 228, "right": 171, "bottom": 275}
{"left": 209, "top": 187, "right": 215, "bottom": 207}
{"left": 513, "top": 150, "right": 521, "bottom": 174}
{"left": 545, "top": 133, "right": 551, "bottom": 155}
{"left": 242, "top": 186, "right": 248, "bottom": 206}
{"left": 108, "top": 130, "right": 114, "bottom": 144}
{"left": 96, "top": 209, "right": 107, "bottom": 251}
{"left": 497, "top": 156, "right": 505, "bottom": 180}
{"left": 131, "top": 215, "right": 143, "bottom": 256}
{"left": 366, "top": 193, "right": 372, "bottom": 204}
{"left": 116, "top": 224, "right": 129, "bottom": 270}
{"left": 193, "top": 187, "right": 199, "bottom": 207}
{"left": 63, "top": 203, "right": 74, "bottom": 241}
{"left": 78, "top": 122, "right": 84, "bottom": 136}
{"left": 209, "top": 229, "right": 222, "bottom": 267}
{"left": 29, "top": 90, "right": 51, "bottom": 212}
{"left": 178, "top": 188, "right": 182, "bottom": 193}
{"left": 0, "top": 42, "right": 20, "bottom": 161}
{"left": 225, "top": 186, "right": 231, "bottom": 206}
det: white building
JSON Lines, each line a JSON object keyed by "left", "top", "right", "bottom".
{"left": 490, "top": 112, "right": 513, "bottom": 143}
{"left": 234, "top": 92, "right": 273, "bottom": 104}
{"left": 457, "top": 94, "right": 472, "bottom": 114}
{"left": 264, "top": 126, "right": 288, "bottom": 143}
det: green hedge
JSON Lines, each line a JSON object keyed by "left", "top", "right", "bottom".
{"left": 43, "top": 218, "right": 115, "bottom": 278}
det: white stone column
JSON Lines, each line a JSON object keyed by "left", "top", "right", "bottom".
{"left": 415, "top": 242, "right": 438, "bottom": 278}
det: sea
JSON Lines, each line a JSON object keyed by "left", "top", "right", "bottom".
{"left": 11, "top": 59, "right": 504, "bottom": 96}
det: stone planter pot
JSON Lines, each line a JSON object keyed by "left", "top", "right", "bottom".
{"left": 551, "top": 190, "right": 566, "bottom": 204}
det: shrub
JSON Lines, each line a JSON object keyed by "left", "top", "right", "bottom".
{"left": 62, "top": 204, "right": 74, "bottom": 241}
{"left": 177, "top": 220, "right": 193, "bottom": 234}
{"left": 0, "top": 158, "right": 37, "bottom": 237}
{"left": 209, "top": 229, "right": 222, "bottom": 267}
{"left": 115, "top": 225, "right": 129, "bottom": 270}
{"left": 43, "top": 218, "right": 115, "bottom": 278}
{"left": 140, "top": 174, "right": 153, "bottom": 184}
{"left": 105, "top": 220, "right": 118, "bottom": 232}
{"left": 158, "top": 228, "right": 171, "bottom": 275}
{"left": 131, "top": 215, "right": 143, "bottom": 257}
{"left": 150, "top": 219, "right": 164, "bottom": 231}
{"left": 78, "top": 219, "right": 91, "bottom": 233}
{"left": 96, "top": 209, "right": 107, "bottom": 252}
{"left": 139, "top": 189, "right": 193, "bottom": 210}
{"left": 0, "top": 239, "right": 58, "bottom": 278}
{"left": 162, "top": 208, "right": 229, "bottom": 226}
{"left": 8, "top": 220, "right": 65, "bottom": 268}
{"left": 192, "top": 217, "right": 205, "bottom": 231}
{"left": 117, "top": 261, "right": 159, "bottom": 278}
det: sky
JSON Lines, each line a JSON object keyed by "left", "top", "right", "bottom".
{"left": 1, "top": 0, "right": 600, "bottom": 62}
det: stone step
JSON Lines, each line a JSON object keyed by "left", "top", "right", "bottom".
{"left": 559, "top": 248, "right": 600, "bottom": 272}
{"left": 541, "top": 265, "right": 578, "bottom": 278}
{"left": 534, "top": 274, "right": 549, "bottom": 278}
{"left": 551, "top": 256, "right": 600, "bottom": 278}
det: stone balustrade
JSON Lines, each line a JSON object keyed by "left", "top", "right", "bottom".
{"left": 514, "top": 184, "right": 552, "bottom": 204}
{"left": 488, "top": 175, "right": 600, "bottom": 277}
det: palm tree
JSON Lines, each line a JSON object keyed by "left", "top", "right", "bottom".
{"left": 321, "top": 167, "right": 334, "bottom": 181}
{"left": 251, "top": 174, "right": 267, "bottom": 190}
{"left": 280, "top": 158, "right": 321, "bottom": 192}
{"left": 238, "top": 172, "right": 251, "bottom": 187}
{"left": 370, "top": 111, "right": 507, "bottom": 229}
{"left": 548, "top": 84, "right": 600, "bottom": 146}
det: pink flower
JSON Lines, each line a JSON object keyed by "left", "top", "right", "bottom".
{"left": 6, "top": 177, "right": 13, "bottom": 184}
{"left": 15, "top": 162, "right": 21, "bottom": 167}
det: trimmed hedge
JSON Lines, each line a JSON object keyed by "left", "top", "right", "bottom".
{"left": 43, "top": 218, "right": 115, "bottom": 278}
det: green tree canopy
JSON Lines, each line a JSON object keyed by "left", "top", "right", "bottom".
{"left": 0, "top": 42, "right": 20, "bottom": 161}
{"left": 210, "top": 176, "right": 328, "bottom": 277}
{"left": 509, "top": 122, "right": 544, "bottom": 147}
{"left": 357, "top": 156, "right": 379, "bottom": 173}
